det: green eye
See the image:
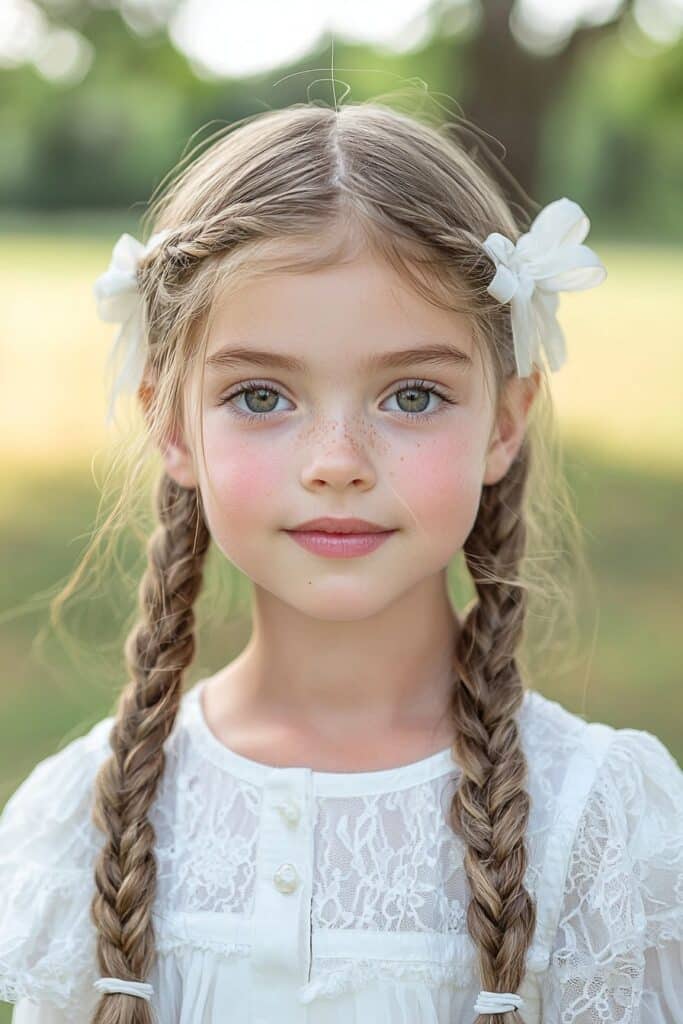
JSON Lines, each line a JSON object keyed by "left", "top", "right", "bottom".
{"left": 218, "top": 378, "right": 456, "bottom": 424}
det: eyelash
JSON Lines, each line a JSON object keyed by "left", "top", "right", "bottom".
{"left": 217, "top": 379, "right": 456, "bottom": 424}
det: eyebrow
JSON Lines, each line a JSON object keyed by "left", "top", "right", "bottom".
{"left": 205, "top": 342, "right": 473, "bottom": 374}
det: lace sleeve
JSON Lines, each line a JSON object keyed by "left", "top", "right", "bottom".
{"left": 542, "top": 728, "right": 683, "bottom": 1023}
{"left": 0, "top": 716, "right": 113, "bottom": 1011}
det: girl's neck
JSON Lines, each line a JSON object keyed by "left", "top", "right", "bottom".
{"left": 208, "top": 572, "right": 461, "bottom": 748}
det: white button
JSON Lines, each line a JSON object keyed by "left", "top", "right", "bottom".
{"left": 274, "top": 796, "right": 301, "bottom": 827}
{"left": 273, "top": 862, "right": 299, "bottom": 894}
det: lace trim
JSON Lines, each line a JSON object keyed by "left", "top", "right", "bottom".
{"left": 155, "top": 934, "right": 252, "bottom": 959}
{"left": 0, "top": 960, "right": 92, "bottom": 1011}
{"left": 296, "top": 946, "right": 551, "bottom": 1003}
{"left": 297, "top": 957, "right": 480, "bottom": 1003}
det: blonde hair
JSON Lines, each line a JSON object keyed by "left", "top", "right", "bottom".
{"left": 50, "top": 99, "right": 592, "bottom": 1024}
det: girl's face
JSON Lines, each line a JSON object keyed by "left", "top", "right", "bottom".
{"left": 164, "top": 250, "right": 535, "bottom": 622}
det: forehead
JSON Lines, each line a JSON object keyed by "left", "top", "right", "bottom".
{"left": 204, "top": 253, "right": 477, "bottom": 375}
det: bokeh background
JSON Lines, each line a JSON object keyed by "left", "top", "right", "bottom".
{"left": 1, "top": 3, "right": 682, "bottom": 1011}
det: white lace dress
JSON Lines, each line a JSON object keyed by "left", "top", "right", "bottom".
{"left": 1, "top": 679, "right": 681, "bottom": 1023}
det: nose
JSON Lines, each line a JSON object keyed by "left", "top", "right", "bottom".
{"left": 299, "top": 418, "right": 377, "bottom": 491}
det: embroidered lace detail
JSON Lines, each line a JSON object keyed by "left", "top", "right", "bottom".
{"left": 2, "top": 684, "right": 681, "bottom": 1024}
{"left": 297, "top": 945, "right": 552, "bottom": 1003}
{"left": 0, "top": 721, "right": 108, "bottom": 1010}
{"left": 154, "top": 932, "right": 252, "bottom": 959}
{"left": 310, "top": 779, "right": 547, "bottom": 932}
{"left": 150, "top": 728, "right": 261, "bottom": 915}
{"left": 544, "top": 729, "right": 683, "bottom": 1022}
{"left": 152, "top": 688, "right": 577, "bottom": 933}
{"left": 297, "top": 956, "right": 481, "bottom": 1003}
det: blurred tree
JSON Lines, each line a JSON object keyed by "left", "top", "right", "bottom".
{"left": 452, "top": 0, "right": 637, "bottom": 198}
{"left": 21, "top": 0, "right": 662, "bottom": 195}
{"left": 1, "top": 0, "right": 681, "bottom": 235}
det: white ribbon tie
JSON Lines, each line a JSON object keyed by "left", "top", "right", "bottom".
{"left": 93, "top": 228, "right": 172, "bottom": 425}
{"left": 93, "top": 976, "right": 154, "bottom": 1001}
{"left": 474, "top": 988, "right": 524, "bottom": 1013}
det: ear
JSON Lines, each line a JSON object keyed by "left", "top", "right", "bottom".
{"left": 137, "top": 381, "right": 199, "bottom": 489}
{"left": 483, "top": 368, "right": 540, "bottom": 486}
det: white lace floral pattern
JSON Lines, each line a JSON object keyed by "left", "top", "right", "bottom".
{"left": 1, "top": 682, "right": 681, "bottom": 1024}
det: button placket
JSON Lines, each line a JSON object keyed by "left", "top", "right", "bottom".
{"left": 274, "top": 862, "right": 299, "bottom": 893}
{"left": 250, "top": 768, "right": 314, "bottom": 1023}
{"left": 274, "top": 796, "right": 301, "bottom": 827}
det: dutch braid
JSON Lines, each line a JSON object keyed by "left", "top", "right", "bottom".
{"left": 448, "top": 436, "right": 536, "bottom": 1023}
{"left": 89, "top": 475, "right": 210, "bottom": 1023}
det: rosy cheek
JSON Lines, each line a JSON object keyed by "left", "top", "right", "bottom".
{"left": 395, "top": 435, "right": 482, "bottom": 536}
{"left": 200, "top": 433, "right": 285, "bottom": 532}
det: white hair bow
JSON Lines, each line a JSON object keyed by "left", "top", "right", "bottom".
{"left": 482, "top": 196, "right": 607, "bottom": 378}
{"left": 93, "top": 228, "right": 173, "bottom": 426}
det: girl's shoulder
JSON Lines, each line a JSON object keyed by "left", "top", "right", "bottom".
{"left": 535, "top": 698, "right": 683, "bottom": 1016}
{"left": 515, "top": 689, "right": 683, "bottom": 991}
{"left": 522, "top": 686, "right": 682, "bottom": 835}
{"left": 1, "top": 685, "right": 199, "bottom": 839}
{"left": 0, "top": 690, "right": 200, "bottom": 1011}
{"left": 0, "top": 711, "right": 116, "bottom": 862}
{"left": 0, "top": 685, "right": 201, "bottom": 878}
{"left": 522, "top": 685, "right": 681, "bottom": 784}
{"left": 0, "top": 712, "right": 117, "bottom": 1008}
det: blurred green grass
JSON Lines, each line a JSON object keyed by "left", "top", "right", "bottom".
{"left": 1, "top": 232, "right": 682, "bottom": 1020}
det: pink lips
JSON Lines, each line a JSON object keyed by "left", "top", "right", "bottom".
{"left": 288, "top": 516, "right": 390, "bottom": 534}
{"left": 284, "top": 516, "right": 397, "bottom": 559}
{"left": 285, "top": 529, "right": 396, "bottom": 558}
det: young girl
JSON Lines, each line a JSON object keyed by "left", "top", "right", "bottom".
{"left": 1, "top": 102, "right": 681, "bottom": 1024}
